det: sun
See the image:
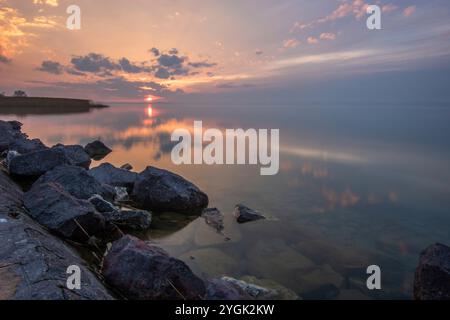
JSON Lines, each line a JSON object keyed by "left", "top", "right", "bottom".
{"left": 145, "top": 96, "right": 153, "bottom": 102}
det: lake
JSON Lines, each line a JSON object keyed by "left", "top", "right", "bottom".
{"left": 2, "top": 102, "right": 450, "bottom": 299}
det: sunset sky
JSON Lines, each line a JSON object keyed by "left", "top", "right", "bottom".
{"left": 1, "top": 0, "right": 450, "bottom": 102}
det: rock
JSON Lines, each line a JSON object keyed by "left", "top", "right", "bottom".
{"left": 121, "top": 163, "right": 133, "bottom": 171}
{"left": 202, "top": 208, "right": 224, "bottom": 232}
{"left": 84, "top": 140, "right": 112, "bottom": 160}
{"left": 102, "top": 235, "right": 206, "bottom": 300}
{"left": 180, "top": 248, "right": 238, "bottom": 278}
{"left": 131, "top": 166, "right": 208, "bottom": 214}
{"left": 220, "top": 277, "right": 276, "bottom": 299}
{"left": 89, "top": 163, "right": 137, "bottom": 191}
{"left": 414, "top": 243, "right": 450, "bottom": 300}
{"left": 34, "top": 165, "right": 114, "bottom": 201}
{"left": 0, "top": 170, "right": 113, "bottom": 300}
{"left": 5, "top": 150, "right": 20, "bottom": 168}
{"left": 103, "top": 209, "right": 152, "bottom": 231}
{"left": 9, "top": 148, "right": 71, "bottom": 178}
{"left": 23, "top": 182, "right": 107, "bottom": 241}
{"left": 7, "top": 120, "right": 22, "bottom": 130}
{"left": 0, "top": 120, "right": 27, "bottom": 152}
{"left": 205, "top": 278, "right": 253, "bottom": 300}
{"left": 9, "top": 138, "right": 47, "bottom": 154}
{"left": 114, "top": 186, "right": 129, "bottom": 202}
{"left": 89, "top": 194, "right": 117, "bottom": 213}
{"left": 234, "top": 204, "right": 266, "bottom": 223}
{"left": 52, "top": 144, "right": 91, "bottom": 169}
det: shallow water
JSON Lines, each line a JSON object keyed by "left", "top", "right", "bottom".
{"left": 2, "top": 102, "right": 450, "bottom": 299}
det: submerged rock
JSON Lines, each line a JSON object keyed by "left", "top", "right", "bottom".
{"left": 89, "top": 163, "right": 137, "bottom": 191}
{"left": 84, "top": 140, "right": 112, "bottom": 160}
{"left": 414, "top": 243, "right": 450, "bottom": 300}
{"left": 202, "top": 208, "right": 224, "bottom": 232}
{"left": 34, "top": 165, "right": 114, "bottom": 201}
{"left": 103, "top": 209, "right": 152, "bottom": 231}
{"left": 131, "top": 166, "right": 208, "bottom": 214}
{"left": 205, "top": 278, "right": 253, "bottom": 300}
{"left": 0, "top": 170, "right": 113, "bottom": 300}
{"left": 234, "top": 204, "right": 266, "bottom": 223}
{"left": 23, "top": 182, "right": 107, "bottom": 242}
{"left": 102, "top": 235, "right": 206, "bottom": 300}
{"left": 220, "top": 276, "right": 276, "bottom": 300}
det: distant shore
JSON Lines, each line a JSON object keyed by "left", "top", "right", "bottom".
{"left": 0, "top": 97, "right": 109, "bottom": 115}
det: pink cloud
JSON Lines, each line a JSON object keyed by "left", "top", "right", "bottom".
{"left": 319, "top": 32, "right": 337, "bottom": 41}
{"left": 307, "top": 36, "right": 319, "bottom": 45}
{"left": 382, "top": 4, "right": 398, "bottom": 13}
{"left": 283, "top": 38, "right": 300, "bottom": 48}
{"left": 403, "top": 6, "right": 416, "bottom": 17}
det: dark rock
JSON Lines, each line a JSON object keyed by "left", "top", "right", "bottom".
{"left": 23, "top": 182, "right": 107, "bottom": 242}
{"left": 0, "top": 170, "right": 114, "bottom": 300}
{"left": 131, "top": 166, "right": 208, "bottom": 214}
{"left": 414, "top": 243, "right": 450, "bottom": 300}
{"left": 220, "top": 276, "right": 276, "bottom": 299}
{"left": 102, "top": 235, "right": 206, "bottom": 300}
{"left": 89, "top": 194, "right": 117, "bottom": 213}
{"left": 34, "top": 165, "right": 114, "bottom": 201}
{"left": 114, "top": 186, "right": 129, "bottom": 202}
{"left": 7, "top": 120, "right": 23, "bottom": 130}
{"left": 0, "top": 120, "right": 28, "bottom": 152}
{"left": 53, "top": 144, "right": 91, "bottom": 169}
{"left": 205, "top": 278, "right": 253, "bottom": 300}
{"left": 103, "top": 209, "right": 152, "bottom": 231}
{"left": 202, "top": 208, "right": 224, "bottom": 231}
{"left": 89, "top": 163, "right": 137, "bottom": 191}
{"left": 9, "top": 138, "right": 47, "bottom": 154}
{"left": 234, "top": 204, "right": 266, "bottom": 224}
{"left": 121, "top": 163, "right": 133, "bottom": 171}
{"left": 84, "top": 140, "right": 112, "bottom": 160}
{"left": 9, "top": 148, "right": 70, "bottom": 178}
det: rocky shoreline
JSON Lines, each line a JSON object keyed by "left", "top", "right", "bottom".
{"left": 0, "top": 119, "right": 449, "bottom": 300}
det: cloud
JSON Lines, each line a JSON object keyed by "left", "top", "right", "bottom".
{"left": 307, "top": 36, "right": 319, "bottom": 45}
{"left": 118, "top": 57, "right": 148, "bottom": 73}
{"left": 154, "top": 67, "right": 171, "bottom": 79}
{"left": 37, "top": 60, "right": 63, "bottom": 74}
{"left": 283, "top": 38, "right": 300, "bottom": 48}
{"left": 382, "top": 4, "right": 398, "bottom": 13}
{"left": 168, "top": 48, "right": 179, "bottom": 55}
{"left": 157, "top": 54, "right": 185, "bottom": 68}
{"left": 188, "top": 61, "right": 217, "bottom": 68}
{"left": 319, "top": 32, "right": 337, "bottom": 41}
{"left": 403, "top": 6, "right": 416, "bottom": 17}
{"left": 33, "top": 0, "right": 59, "bottom": 6}
{"left": 149, "top": 47, "right": 160, "bottom": 57}
{"left": 255, "top": 50, "right": 264, "bottom": 55}
{"left": 71, "top": 53, "right": 120, "bottom": 73}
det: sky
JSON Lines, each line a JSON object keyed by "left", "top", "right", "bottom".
{"left": 1, "top": 0, "right": 450, "bottom": 103}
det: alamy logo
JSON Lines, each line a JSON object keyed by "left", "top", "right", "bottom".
{"left": 366, "top": 265, "right": 382, "bottom": 290}
{"left": 66, "top": 5, "right": 81, "bottom": 30}
{"left": 66, "top": 265, "right": 81, "bottom": 290}
{"left": 171, "top": 121, "right": 280, "bottom": 175}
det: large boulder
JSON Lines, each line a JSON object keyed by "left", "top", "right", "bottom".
{"left": 8, "top": 138, "right": 47, "bottom": 154}
{"left": 9, "top": 148, "right": 71, "bottom": 178}
{"left": 34, "top": 165, "right": 114, "bottom": 201}
{"left": 0, "top": 170, "right": 113, "bottom": 300}
{"left": 23, "top": 182, "right": 106, "bottom": 241}
{"left": 131, "top": 166, "right": 208, "bottom": 214}
{"left": 84, "top": 140, "right": 112, "bottom": 160}
{"left": 234, "top": 204, "right": 266, "bottom": 224}
{"left": 89, "top": 163, "right": 137, "bottom": 191}
{"left": 414, "top": 243, "right": 450, "bottom": 300}
{"left": 0, "top": 120, "right": 26, "bottom": 152}
{"left": 52, "top": 144, "right": 91, "bottom": 169}
{"left": 102, "top": 235, "right": 206, "bottom": 300}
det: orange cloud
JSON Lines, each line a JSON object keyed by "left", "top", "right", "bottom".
{"left": 403, "top": 6, "right": 416, "bottom": 17}
{"left": 307, "top": 36, "right": 319, "bottom": 45}
{"left": 33, "top": 0, "right": 59, "bottom": 7}
{"left": 319, "top": 32, "right": 337, "bottom": 41}
{"left": 283, "top": 38, "right": 300, "bottom": 48}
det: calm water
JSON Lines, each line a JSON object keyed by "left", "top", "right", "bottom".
{"left": 2, "top": 102, "right": 450, "bottom": 299}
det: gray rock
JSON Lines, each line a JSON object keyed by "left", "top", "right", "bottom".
{"left": 103, "top": 209, "right": 152, "bottom": 231}
{"left": 0, "top": 170, "right": 113, "bottom": 300}
{"left": 0, "top": 120, "right": 27, "bottom": 152}
{"left": 121, "top": 163, "right": 133, "bottom": 171}
{"left": 205, "top": 278, "right": 253, "bottom": 300}
{"left": 234, "top": 204, "right": 266, "bottom": 223}
{"left": 9, "top": 148, "right": 71, "bottom": 178}
{"left": 202, "top": 208, "right": 224, "bottom": 232}
{"left": 220, "top": 276, "right": 276, "bottom": 299}
{"left": 53, "top": 144, "right": 91, "bottom": 169}
{"left": 89, "top": 194, "right": 117, "bottom": 213}
{"left": 131, "top": 166, "right": 208, "bottom": 214}
{"left": 89, "top": 163, "right": 137, "bottom": 191}
{"left": 102, "top": 235, "right": 206, "bottom": 300}
{"left": 84, "top": 140, "right": 112, "bottom": 160}
{"left": 9, "top": 138, "right": 47, "bottom": 154}
{"left": 414, "top": 243, "right": 450, "bottom": 300}
{"left": 114, "top": 186, "right": 129, "bottom": 202}
{"left": 34, "top": 165, "right": 114, "bottom": 201}
{"left": 23, "top": 182, "right": 107, "bottom": 242}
